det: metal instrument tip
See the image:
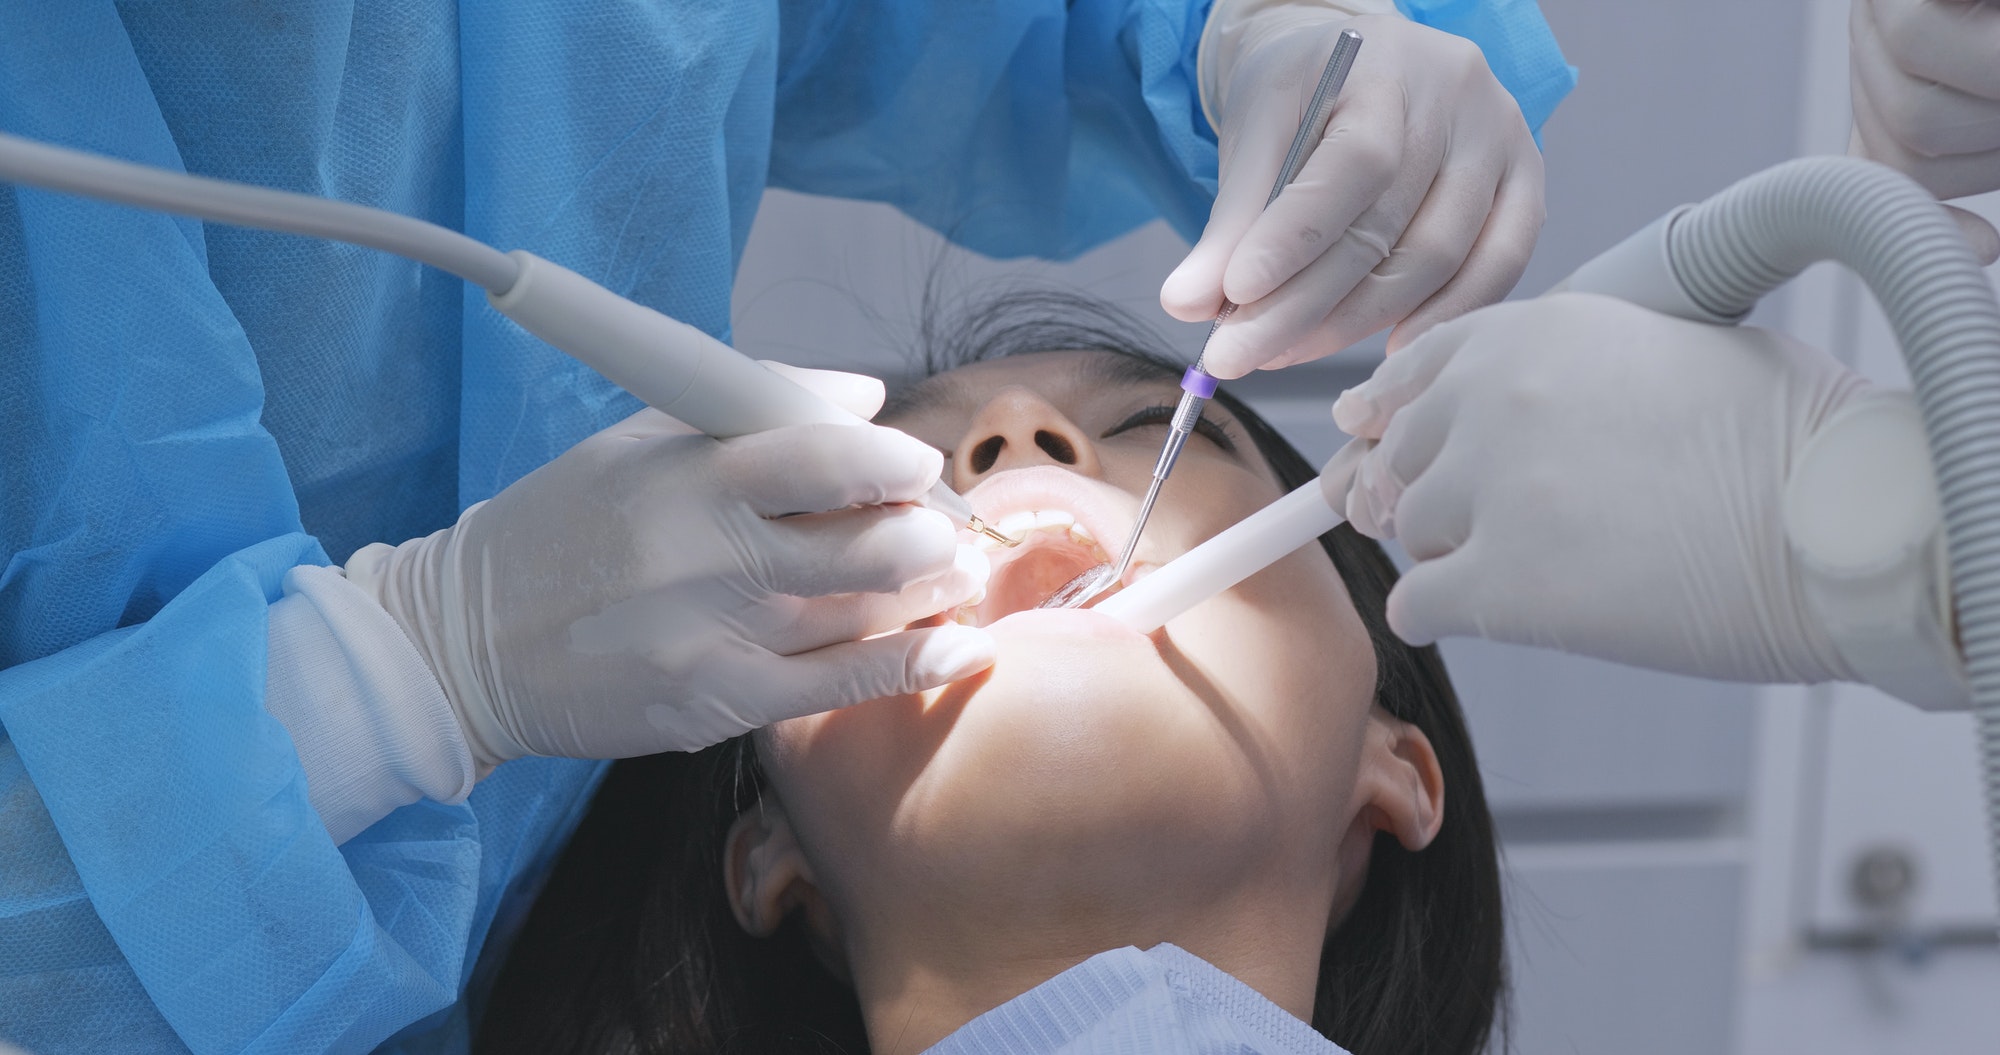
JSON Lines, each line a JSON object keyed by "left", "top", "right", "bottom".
{"left": 969, "top": 517, "right": 1021, "bottom": 547}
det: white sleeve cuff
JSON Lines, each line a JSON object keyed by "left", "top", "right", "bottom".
{"left": 265, "top": 564, "right": 477, "bottom": 843}
{"left": 1197, "top": 0, "right": 1403, "bottom": 129}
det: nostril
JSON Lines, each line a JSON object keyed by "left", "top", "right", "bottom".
{"left": 969, "top": 436, "right": 1004, "bottom": 474}
{"left": 1034, "top": 430, "right": 1076, "bottom": 465}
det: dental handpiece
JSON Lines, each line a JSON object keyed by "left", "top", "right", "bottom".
{"left": 1076, "top": 29, "right": 1363, "bottom": 603}
{"left": 0, "top": 130, "right": 1013, "bottom": 545}
{"left": 486, "top": 253, "right": 1014, "bottom": 543}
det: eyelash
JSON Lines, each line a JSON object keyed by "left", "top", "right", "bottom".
{"left": 1101, "top": 405, "right": 1237, "bottom": 452}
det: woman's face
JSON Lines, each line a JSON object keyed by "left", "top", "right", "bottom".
{"left": 754, "top": 350, "right": 1393, "bottom": 946}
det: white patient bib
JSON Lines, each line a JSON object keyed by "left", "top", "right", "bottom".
{"left": 924, "top": 944, "right": 1349, "bottom": 1055}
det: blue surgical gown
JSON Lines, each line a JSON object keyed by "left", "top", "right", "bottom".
{"left": 0, "top": 3, "right": 1572, "bottom": 1053}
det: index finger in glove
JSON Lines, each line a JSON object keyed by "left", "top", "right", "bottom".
{"left": 1317, "top": 437, "right": 1371, "bottom": 514}
{"left": 754, "top": 623, "right": 999, "bottom": 720}
{"left": 1869, "top": 0, "right": 2000, "bottom": 102}
{"left": 758, "top": 545, "right": 989, "bottom": 655}
{"left": 1946, "top": 203, "right": 2000, "bottom": 266}
{"left": 1384, "top": 541, "right": 1493, "bottom": 647}
{"left": 1851, "top": 76, "right": 2000, "bottom": 198}
{"left": 1853, "top": 0, "right": 2000, "bottom": 157}
{"left": 1346, "top": 385, "right": 1456, "bottom": 539}
{"left": 1161, "top": 69, "right": 1402, "bottom": 324}
{"left": 716, "top": 421, "right": 945, "bottom": 515}
{"left": 1222, "top": 83, "right": 1411, "bottom": 310}
{"left": 754, "top": 504, "right": 962, "bottom": 598}
{"left": 1329, "top": 313, "right": 1476, "bottom": 438}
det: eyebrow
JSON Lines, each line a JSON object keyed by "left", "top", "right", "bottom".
{"left": 879, "top": 374, "right": 966, "bottom": 422}
{"left": 1071, "top": 352, "right": 1183, "bottom": 390}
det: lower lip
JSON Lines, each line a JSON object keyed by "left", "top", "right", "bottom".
{"left": 986, "top": 606, "right": 1150, "bottom": 642}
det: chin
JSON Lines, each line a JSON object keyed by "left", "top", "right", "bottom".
{"left": 891, "top": 620, "right": 1280, "bottom": 879}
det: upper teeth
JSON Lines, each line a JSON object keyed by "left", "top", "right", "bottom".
{"left": 979, "top": 509, "right": 1095, "bottom": 550}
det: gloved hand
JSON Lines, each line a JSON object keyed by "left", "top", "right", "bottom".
{"left": 344, "top": 364, "right": 994, "bottom": 769}
{"left": 1328, "top": 293, "right": 1874, "bottom": 683}
{"left": 1849, "top": 0, "right": 2000, "bottom": 262}
{"left": 1163, "top": 3, "right": 1546, "bottom": 377}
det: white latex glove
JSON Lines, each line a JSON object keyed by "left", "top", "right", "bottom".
{"left": 344, "top": 364, "right": 995, "bottom": 768}
{"left": 1328, "top": 293, "right": 1874, "bottom": 683}
{"left": 1163, "top": 3, "right": 1546, "bottom": 377}
{"left": 1850, "top": 0, "right": 2000, "bottom": 262}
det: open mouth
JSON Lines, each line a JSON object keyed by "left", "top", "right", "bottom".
{"left": 957, "top": 510, "right": 1125, "bottom": 626}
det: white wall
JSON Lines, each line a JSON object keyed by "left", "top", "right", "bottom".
{"left": 731, "top": 1, "right": 2000, "bottom": 1050}
{"left": 1735, "top": 5, "right": 2000, "bottom": 1052}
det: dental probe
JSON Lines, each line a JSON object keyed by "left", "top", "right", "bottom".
{"left": 1093, "top": 476, "right": 1345, "bottom": 634}
{"left": 0, "top": 130, "right": 1015, "bottom": 547}
{"left": 1049, "top": 30, "right": 1363, "bottom": 610}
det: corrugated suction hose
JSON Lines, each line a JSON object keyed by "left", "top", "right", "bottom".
{"left": 1665, "top": 157, "right": 2000, "bottom": 916}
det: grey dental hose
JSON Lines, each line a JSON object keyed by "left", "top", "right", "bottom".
{"left": 1562, "top": 156, "right": 2000, "bottom": 921}
{"left": 0, "top": 130, "right": 1009, "bottom": 541}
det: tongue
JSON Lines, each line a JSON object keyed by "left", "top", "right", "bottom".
{"left": 975, "top": 545, "right": 1103, "bottom": 625}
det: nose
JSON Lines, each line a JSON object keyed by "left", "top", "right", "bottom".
{"left": 952, "top": 385, "right": 1103, "bottom": 487}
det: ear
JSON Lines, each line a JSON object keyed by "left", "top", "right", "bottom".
{"left": 1352, "top": 709, "right": 1446, "bottom": 853}
{"left": 724, "top": 799, "right": 820, "bottom": 937}
{"left": 1327, "top": 711, "right": 1446, "bottom": 925}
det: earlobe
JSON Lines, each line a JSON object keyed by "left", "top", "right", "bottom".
{"left": 724, "top": 801, "right": 819, "bottom": 937}
{"left": 1360, "top": 712, "right": 1446, "bottom": 852}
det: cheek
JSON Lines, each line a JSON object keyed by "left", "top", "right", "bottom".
{"left": 756, "top": 538, "right": 1378, "bottom": 906}
{"left": 759, "top": 701, "right": 933, "bottom": 890}
{"left": 1164, "top": 542, "right": 1376, "bottom": 799}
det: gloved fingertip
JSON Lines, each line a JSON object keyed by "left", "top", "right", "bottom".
{"left": 950, "top": 543, "right": 991, "bottom": 606}
{"left": 1347, "top": 463, "right": 1397, "bottom": 540}
{"left": 911, "top": 506, "right": 961, "bottom": 561}
{"left": 913, "top": 430, "right": 948, "bottom": 474}
{"left": 1220, "top": 267, "right": 1278, "bottom": 315}
{"left": 876, "top": 429, "right": 946, "bottom": 494}
{"left": 955, "top": 540, "right": 990, "bottom": 575}
{"left": 1199, "top": 337, "right": 1257, "bottom": 381}
{"left": 918, "top": 624, "right": 999, "bottom": 684}
{"left": 1331, "top": 389, "right": 1379, "bottom": 434}
{"left": 1161, "top": 261, "right": 1224, "bottom": 322}
{"left": 1383, "top": 588, "right": 1439, "bottom": 648}
{"left": 1385, "top": 317, "right": 1434, "bottom": 356}
{"left": 1946, "top": 205, "right": 2000, "bottom": 267}
{"left": 1363, "top": 499, "right": 1396, "bottom": 541}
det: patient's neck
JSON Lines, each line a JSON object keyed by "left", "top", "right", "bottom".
{"left": 837, "top": 871, "right": 1334, "bottom": 1055}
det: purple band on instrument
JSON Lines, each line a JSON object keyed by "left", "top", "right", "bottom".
{"left": 1180, "top": 367, "right": 1218, "bottom": 398}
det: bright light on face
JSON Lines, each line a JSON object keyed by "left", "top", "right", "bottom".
{"left": 756, "top": 351, "right": 1383, "bottom": 925}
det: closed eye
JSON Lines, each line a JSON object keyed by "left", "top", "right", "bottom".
{"left": 1101, "top": 405, "right": 1237, "bottom": 453}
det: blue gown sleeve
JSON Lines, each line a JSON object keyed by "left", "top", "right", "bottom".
{"left": 767, "top": 0, "right": 1574, "bottom": 259}
{"left": 0, "top": 531, "right": 603, "bottom": 1055}
{"left": 0, "top": 7, "right": 608, "bottom": 1053}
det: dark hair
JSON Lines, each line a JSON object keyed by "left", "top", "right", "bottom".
{"left": 474, "top": 293, "right": 1505, "bottom": 1055}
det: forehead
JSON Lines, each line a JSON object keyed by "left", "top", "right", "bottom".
{"left": 880, "top": 349, "right": 1186, "bottom": 421}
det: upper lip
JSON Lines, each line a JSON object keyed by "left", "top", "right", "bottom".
{"left": 961, "top": 466, "right": 1137, "bottom": 565}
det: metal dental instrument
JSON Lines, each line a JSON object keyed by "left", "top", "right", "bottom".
{"left": 0, "top": 129, "right": 1017, "bottom": 548}
{"left": 1046, "top": 28, "right": 1363, "bottom": 611}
